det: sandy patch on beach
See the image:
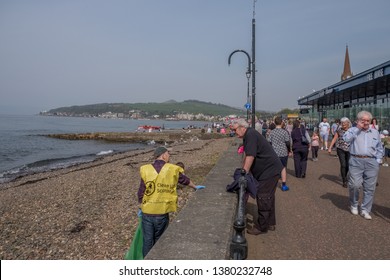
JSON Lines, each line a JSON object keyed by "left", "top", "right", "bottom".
{"left": 0, "top": 137, "right": 234, "bottom": 259}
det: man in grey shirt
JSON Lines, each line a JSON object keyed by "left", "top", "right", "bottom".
{"left": 343, "top": 111, "right": 384, "bottom": 220}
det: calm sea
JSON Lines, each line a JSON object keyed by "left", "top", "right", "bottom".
{"left": 0, "top": 114, "right": 209, "bottom": 184}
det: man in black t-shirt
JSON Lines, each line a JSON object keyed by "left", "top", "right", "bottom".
{"left": 231, "top": 119, "right": 283, "bottom": 234}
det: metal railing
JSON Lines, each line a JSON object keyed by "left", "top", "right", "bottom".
{"left": 230, "top": 169, "right": 248, "bottom": 259}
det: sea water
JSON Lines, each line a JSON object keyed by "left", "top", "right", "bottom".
{"left": 0, "top": 114, "right": 209, "bottom": 183}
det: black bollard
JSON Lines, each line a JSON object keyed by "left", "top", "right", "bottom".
{"left": 230, "top": 168, "right": 248, "bottom": 259}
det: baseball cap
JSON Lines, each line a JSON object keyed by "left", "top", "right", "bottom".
{"left": 153, "top": 146, "right": 171, "bottom": 158}
{"left": 382, "top": 130, "right": 389, "bottom": 135}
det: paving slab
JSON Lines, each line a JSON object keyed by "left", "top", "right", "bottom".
{"left": 146, "top": 143, "right": 390, "bottom": 260}
{"left": 246, "top": 150, "right": 390, "bottom": 260}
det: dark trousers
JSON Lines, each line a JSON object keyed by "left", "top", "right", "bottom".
{"left": 293, "top": 148, "right": 309, "bottom": 178}
{"left": 142, "top": 213, "right": 169, "bottom": 257}
{"left": 311, "top": 146, "right": 319, "bottom": 159}
{"left": 336, "top": 148, "right": 350, "bottom": 183}
{"left": 256, "top": 175, "right": 279, "bottom": 232}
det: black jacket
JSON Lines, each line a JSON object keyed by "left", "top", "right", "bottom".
{"left": 226, "top": 168, "right": 259, "bottom": 198}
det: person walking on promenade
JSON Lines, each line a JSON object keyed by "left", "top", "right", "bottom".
{"left": 261, "top": 120, "right": 268, "bottom": 137}
{"left": 319, "top": 117, "right": 330, "bottom": 150}
{"left": 286, "top": 119, "right": 293, "bottom": 135}
{"left": 343, "top": 111, "right": 384, "bottom": 220}
{"left": 331, "top": 119, "right": 340, "bottom": 136}
{"left": 370, "top": 117, "right": 379, "bottom": 131}
{"left": 311, "top": 131, "right": 320, "bottom": 161}
{"left": 231, "top": 118, "right": 283, "bottom": 234}
{"left": 381, "top": 130, "right": 389, "bottom": 167}
{"left": 268, "top": 116, "right": 292, "bottom": 190}
{"left": 328, "top": 117, "right": 352, "bottom": 188}
{"left": 291, "top": 120, "right": 311, "bottom": 178}
{"left": 265, "top": 122, "right": 276, "bottom": 141}
{"left": 254, "top": 116, "right": 262, "bottom": 133}
{"left": 137, "top": 146, "right": 204, "bottom": 257}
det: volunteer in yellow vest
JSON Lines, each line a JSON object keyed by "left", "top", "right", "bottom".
{"left": 137, "top": 146, "right": 205, "bottom": 257}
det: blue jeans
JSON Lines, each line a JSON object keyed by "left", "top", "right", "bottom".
{"left": 348, "top": 157, "right": 379, "bottom": 213}
{"left": 142, "top": 214, "right": 169, "bottom": 257}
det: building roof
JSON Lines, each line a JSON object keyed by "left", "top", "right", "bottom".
{"left": 298, "top": 59, "right": 390, "bottom": 107}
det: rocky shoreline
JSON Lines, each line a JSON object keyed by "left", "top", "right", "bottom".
{"left": 46, "top": 129, "right": 227, "bottom": 144}
{"left": 0, "top": 137, "right": 234, "bottom": 259}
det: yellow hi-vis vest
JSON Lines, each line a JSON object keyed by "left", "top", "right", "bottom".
{"left": 140, "top": 163, "right": 184, "bottom": 215}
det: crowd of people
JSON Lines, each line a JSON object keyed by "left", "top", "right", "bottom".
{"left": 230, "top": 111, "right": 388, "bottom": 237}
{"left": 132, "top": 111, "right": 388, "bottom": 258}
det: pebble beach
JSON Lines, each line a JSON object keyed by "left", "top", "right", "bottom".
{"left": 0, "top": 137, "right": 234, "bottom": 260}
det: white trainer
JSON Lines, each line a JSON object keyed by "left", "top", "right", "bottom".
{"left": 350, "top": 206, "right": 358, "bottom": 216}
{"left": 360, "top": 211, "right": 372, "bottom": 220}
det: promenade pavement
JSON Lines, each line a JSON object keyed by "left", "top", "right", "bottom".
{"left": 246, "top": 149, "right": 390, "bottom": 260}
{"left": 146, "top": 138, "right": 389, "bottom": 260}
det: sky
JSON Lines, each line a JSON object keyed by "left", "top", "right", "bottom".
{"left": 1, "top": 0, "right": 389, "bottom": 115}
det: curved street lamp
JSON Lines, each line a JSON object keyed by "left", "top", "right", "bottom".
{"left": 228, "top": 50, "right": 253, "bottom": 124}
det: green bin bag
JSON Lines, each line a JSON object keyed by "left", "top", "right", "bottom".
{"left": 124, "top": 217, "right": 144, "bottom": 260}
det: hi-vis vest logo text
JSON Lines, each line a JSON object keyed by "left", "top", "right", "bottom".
{"left": 144, "top": 181, "right": 155, "bottom": 196}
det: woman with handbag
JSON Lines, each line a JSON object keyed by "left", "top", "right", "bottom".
{"left": 328, "top": 117, "right": 352, "bottom": 188}
{"left": 291, "top": 120, "right": 311, "bottom": 178}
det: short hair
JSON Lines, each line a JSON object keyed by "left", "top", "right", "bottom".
{"left": 274, "top": 116, "right": 282, "bottom": 125}
{"left": 357, "top": 111, "right": 372, "bottom": 121}
{"left": 340, "top": 117, "right": 352, "bottom": 128}
{"left": 231, "top": 118, "right": 249, "bottom": 128}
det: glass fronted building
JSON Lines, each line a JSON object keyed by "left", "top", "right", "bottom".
{"left": 297, "top": 59, "right": 390, "bottom": 131}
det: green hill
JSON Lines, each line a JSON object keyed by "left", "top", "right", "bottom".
{"left": 46, "top": 100, "right": 245, "bottom": 117}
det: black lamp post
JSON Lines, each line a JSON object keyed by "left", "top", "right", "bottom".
{"left": 246, "top": 71, "right": 251, "bottom": 122}
{"left": 251, "top": 14, "right": 256, "bottom": 129}
{"left": 228, "top": 1, "right": 257, "bottom": 128}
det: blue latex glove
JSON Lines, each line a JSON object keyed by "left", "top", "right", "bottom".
{"left": 195, "top": 185, "right": 206, "bottom": 190}
{"left": 137, "top": 208, "right": 142, "bottom": 217}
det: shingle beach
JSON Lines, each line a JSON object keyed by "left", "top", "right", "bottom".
{"left": 0, "top": 137, "right": 234, "bottom": 259}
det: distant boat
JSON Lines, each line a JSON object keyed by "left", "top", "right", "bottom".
{"left": 137, "top": 125, "right": 161, "bottom": 131}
